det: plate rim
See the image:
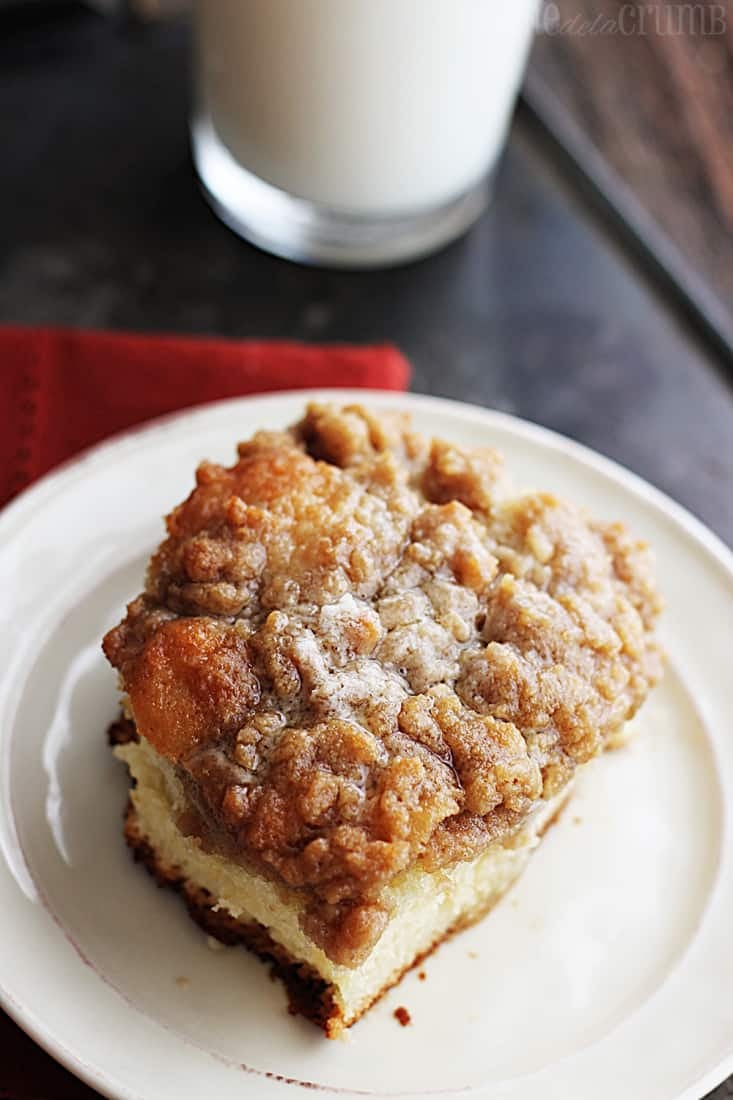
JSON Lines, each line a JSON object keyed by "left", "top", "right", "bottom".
{"left": 2, "top": 388, "right": 731, "bottom": 574}
{"left": 1, "top": 387, "right": 732, "bottom": 1100}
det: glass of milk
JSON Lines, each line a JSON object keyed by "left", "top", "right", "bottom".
{"left": 191, "top": 0, "right": 540, "bottom": 268}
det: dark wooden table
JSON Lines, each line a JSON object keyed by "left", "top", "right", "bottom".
{"left": 1, "top": 5, "right": 732, "bottom": 1098}
{"left": 528, "top": 0, "right": 733, "bottom": 356}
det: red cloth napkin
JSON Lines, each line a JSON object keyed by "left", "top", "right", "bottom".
{"left": 0, "top": 326, "right": 409, "bottom": 1099}
{"left": 0, "top": 326, "right": 410, "bottom": 509}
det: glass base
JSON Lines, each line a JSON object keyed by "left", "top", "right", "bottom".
{"left": 191, "top": 112, "right": 491, "bottom": 269}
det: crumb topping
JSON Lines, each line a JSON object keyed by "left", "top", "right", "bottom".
{"left": 103, "top": 403, "right": 663, "bottom": 966}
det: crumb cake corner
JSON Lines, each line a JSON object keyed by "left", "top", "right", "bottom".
{"left": 103, "top": 402, "right": 663, "bottom": 1035}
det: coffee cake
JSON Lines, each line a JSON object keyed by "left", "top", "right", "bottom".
{"left": 103, "top": 403, "right": 662, "bottom": 1034}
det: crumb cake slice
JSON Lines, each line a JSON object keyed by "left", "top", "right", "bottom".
{"left": 103, "top": 403, "right": 663, "bottom": 1035}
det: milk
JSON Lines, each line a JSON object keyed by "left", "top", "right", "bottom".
{"left": 194, "top": 0, "right": 540, "bottom": 216}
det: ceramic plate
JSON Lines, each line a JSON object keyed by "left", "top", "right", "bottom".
{"left": 1, "top": 390, "right": 732, "bottom": 1100}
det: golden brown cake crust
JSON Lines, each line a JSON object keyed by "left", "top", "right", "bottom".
{"left": 120, "top": 792, "right": 340, "bottom": 1032}
{"left": 103, "top": 403, "right": 663, "bottom": 966}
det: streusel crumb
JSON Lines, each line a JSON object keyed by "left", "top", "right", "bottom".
{"left": 103, "top": 404, "right": 662, "bottom": 965}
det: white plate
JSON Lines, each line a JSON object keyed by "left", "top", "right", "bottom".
{"left": 1, "top": 390, "right": 732, "bottom": 1100}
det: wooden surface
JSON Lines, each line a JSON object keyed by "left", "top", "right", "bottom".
{"left": 528, "top": 0, "right": 733, "bottom": 353}
{"left": 1, "top": 6, "right": 733, "bottom": 1099}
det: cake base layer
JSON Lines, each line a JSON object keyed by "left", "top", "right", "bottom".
{"left": 111, "top": 719, "right": 571, "bottom": 1036}
{"left": 123, "top": 801, "right": 340, "bottom": 1030}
